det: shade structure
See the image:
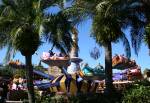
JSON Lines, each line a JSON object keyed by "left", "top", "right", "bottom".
{"left": 41, "top": 52, "right": 70, "bottom": 67}
{"left": 49, "top": 74, "right": 98, "bottom": 95}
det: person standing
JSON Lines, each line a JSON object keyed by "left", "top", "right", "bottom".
{"left": 0, "top": 82, "right": 8, "bottom": 103}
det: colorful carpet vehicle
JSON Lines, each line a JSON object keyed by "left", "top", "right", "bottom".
{"left": 41, "top": 52, "right": 70, "bottom": 67}
{"left": 80, "top": 63, "right": 105, "bottom": 80}
{"left": 112, "top": 54, "right": 136, "bottom": 69}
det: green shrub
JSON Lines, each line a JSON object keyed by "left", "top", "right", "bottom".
{"left": 136, "top": 79, "right": 150, "bottom": 86}
{"left": 39, "top": 92, "right": 122, "bottom": 103}
{"left": 122, "top": 85, "right": 150, "bottom": 103}
{"left": 0, "top": 66, "right": 13, "bottom": 78}
{"left": 8, "top": 90, "right": 28, "bottom": 101}
{"left": 14, "top": 69, "right": 26, "bottom": 78}
{"left": 39, "top": 94, "right": 67, "bottom": 103}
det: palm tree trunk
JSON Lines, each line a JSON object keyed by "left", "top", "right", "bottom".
{"left": 25, "top": 55, "right": 35, "bottom": 103}
{"left": 104, "top": 42, "right": 114, "bottom": 94}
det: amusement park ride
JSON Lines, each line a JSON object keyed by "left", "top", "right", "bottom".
{"left": 8, "top": 53, "right": 143, "bottom": 95}
{"left": 7, "top": 28, "right": 143, "bottom": 95}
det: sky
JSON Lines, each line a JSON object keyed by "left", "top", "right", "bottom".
{"left": 0, "top": 18, "right": 150, "bottom": 73}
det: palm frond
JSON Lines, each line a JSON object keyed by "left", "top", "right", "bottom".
{"left": 120, "top": 32, "right": 131, "bottom": 58}
{"left": 130, "top": 21, "right": 145, "bottom": 55}
{"left": 43, "top": 12, "right": 73, "bottom": 54}
{"left": 3, "top": 44, "right": 15, "bottom": 64}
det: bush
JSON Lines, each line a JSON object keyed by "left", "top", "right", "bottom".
{"left": 14, "top": 69, "right": 26, "bottom": 78}
{"left": 39, "top": 94, "right": 67, "bottom": 103}
{"left": 0, "top": 66, "right": 13, "bottom": 78}
{"left": 122, "top": 85, "right": 150, "bottom": 103}
{"left": 136, "top": 79, "right": 150, "bottom": 86}
{"left": 39, "top": 92, "right": 122, "bottom": 103}
{"left": 8, "top": 90, "right": 28, "bottom": 101}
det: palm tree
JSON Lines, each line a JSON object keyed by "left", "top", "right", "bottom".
{"left": 91, "top": 3, "right": 126, "bottom": 92}
{"left": 0, "top": 0, "right": 73, "bottom": 103}
{"left": 68, "top": 0, "right": 144, "bottom": 94}
{"left": 93, "top": 0, "right": 146, "bottom": 93}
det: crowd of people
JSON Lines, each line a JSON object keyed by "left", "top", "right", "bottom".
{"left": 0, "top": 76, "right": 28, "bottom": 102}
{"left": 11, "top": 77, "right": 27, "bottom": 90}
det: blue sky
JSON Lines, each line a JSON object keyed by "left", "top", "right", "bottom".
{"left": 0, "top": 18, "right": 150, "bottom": 72}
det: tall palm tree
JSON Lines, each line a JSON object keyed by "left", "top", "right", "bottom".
{"left": 93, "top": 0, "right": 145, "bottom": 93}
{"left": 91, "top": 2, "right": 127, "bottom": 92}
{"left": 0, "top": 0, "right": 73, "bottom": 103}
{"left": 68, "top": 0, "right": 144, "bottom": 94}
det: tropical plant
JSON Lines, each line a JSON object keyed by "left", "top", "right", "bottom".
{"left": 122, "top": 85, "right": 150, "bottom": 103}
{"left": 39, "top": 92, "right": 122, "bottom": 103}
{"left": 0, "top": 0, "right": 73, "bottom": 103}
{"left": 91, "top": 0, "right": 131, "bottom": 93}
{"left": 34, "top": 65, "right": 45, "bottom": 73}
